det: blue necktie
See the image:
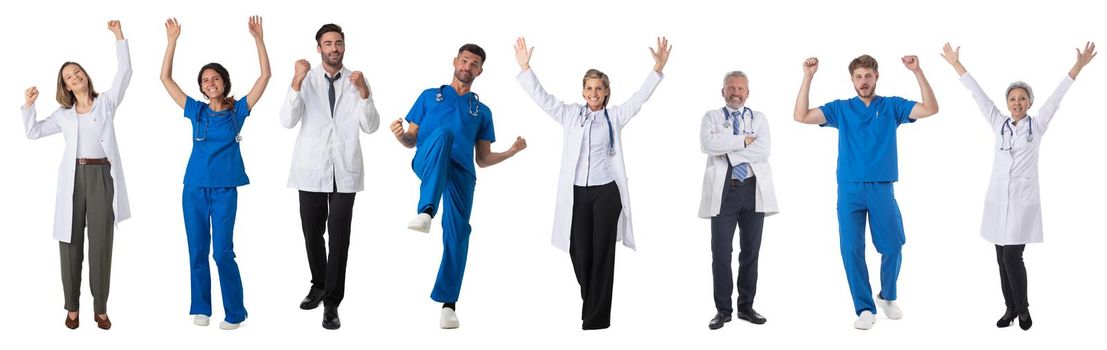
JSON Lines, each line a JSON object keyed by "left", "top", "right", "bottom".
{"left": 730, "top": 110, "right": 750, "bottom": 180}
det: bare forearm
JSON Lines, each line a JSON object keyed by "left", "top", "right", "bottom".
{"left": 476, "top": 148, "right": 519, "bottom": 168}
{"left": 793, "top": 76, "right": 813, "bottom": 122}
{"left": 915, "top": 70, "right": 939, "bottom": 115}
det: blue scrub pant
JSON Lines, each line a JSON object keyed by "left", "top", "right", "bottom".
{"left": 836, "top": 182, "right": 904, "bottom": 316}
{"left": 413, "top": 129, "right": 475, "bottom": 304}
{"left": 183, "top": 186, "right": 247, "bottom": 323}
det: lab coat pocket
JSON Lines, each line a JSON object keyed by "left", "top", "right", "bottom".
{"left": 293, "top": 136, "right": 325, "bottom": 170}
{"left": 1009, "top": 177, "right": 1039, "bottom": 203}
{"left": 339, "top": 139, "right": 364, "bottom": 176}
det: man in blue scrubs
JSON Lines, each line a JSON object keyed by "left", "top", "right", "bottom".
{"left": 389, "top": 43, "right": 527, "bottom": 329}
{"left": 793, "top": 54, "right": 938, "bottom": 330}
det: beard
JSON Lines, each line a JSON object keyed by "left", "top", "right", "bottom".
{"left": 854, "top": 86, "right": 875, "bottom": 99}
{"left": 321, "top": 51, "right": 343, "bottom": 69}
{"left": 454, "top": 70, "right": 475, "bottom": 84}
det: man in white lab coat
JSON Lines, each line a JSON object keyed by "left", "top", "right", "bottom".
{"left": 699, "top": 71, "right": 779, "bottom": 330}
{"left": 279, "top": 23, "right": 380, "bottom": 330}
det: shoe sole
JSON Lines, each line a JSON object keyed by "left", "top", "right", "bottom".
{"left": 736, "top": 314, "right": 766, "bottom": 325}
{"left": 322, "top": 322, "right": 341, "bottom": 330}
{"left": 407, "top": 224, "right": 430, "bottom": 233}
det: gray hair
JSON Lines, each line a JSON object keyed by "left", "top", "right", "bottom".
{"left": 1006, "top": 81, "right": 1035, "bottom": 105}
{"left": 723, "top": 71, "right": 748, "bottom": 85}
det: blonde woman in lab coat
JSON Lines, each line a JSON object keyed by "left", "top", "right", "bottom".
{"left": 21, "top": 20, "right": 131, "bottom": 330}
{"left": 941, "top": 41, "right": 1096, "bottom": 331}
{"left": 514, "top": 36, "right": 669, "bottom": 330}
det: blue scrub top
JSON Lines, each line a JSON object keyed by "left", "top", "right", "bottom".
{"left": 820, "top": 95, "right": 916, "bottom": 183}
{"left": 183, "top": 96, "right": 251, "bottom": 188}
{"left": 405, "top": 85, "right": 496, "bottom": 179}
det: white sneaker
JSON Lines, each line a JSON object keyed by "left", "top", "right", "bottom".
{"left": 440, "top": 307, "right": 459, "bottom": 329}
{"left": 854, "top": 311, "right": 876, "bottom": 330}
{"left": 219, "top": 321, "right": 241, "bottom": 330}
{"left": 876, "top": 296, "right": 903, "bottom": 320}
{"left": 192, "top": 315, "right": 210, "bottom": 326}
{"left": 407, "top": 213, "right": 432, "bottom": 233}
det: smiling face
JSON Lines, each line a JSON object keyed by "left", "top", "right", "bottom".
{"left": 1007, "top": 87, "right": 1031, "bottom": 120}
{"left": 61, "top": 63, "right": 89, "bottom": 94}
{"left": 582, "top": 78, "right": 609, "bottom": 111}
{"left": 453, "top": 50, "right": 484, "bottom": 84}
{"left": 851, "top": 67, "right": 878, "bottom": 99}
{"left": 721, "top": 75, "right": 749, "bottom": 109}
{"left": 317, "top": 31, "right": 345, "bottom": 70}
{"left": 200, "top": 69, "right": 225, "bottom": 99}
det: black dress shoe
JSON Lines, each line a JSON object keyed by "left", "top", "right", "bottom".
{"left": 300, "top": 289, "right": 325, "bottom": 310}
{"left": 996, "top": 309, "right": 1017, "bottom": 328}
{"left": 735, "top": 309, "right": 767, "bottom": 325}
{"left": 322, "top": 305, "right": 341, "bottom": 330}
{"left": 1018, "top": 309, "right": 1032, "bottom": 330}
{"left": 708, "top": 313, "right": 731, "bottom": 330}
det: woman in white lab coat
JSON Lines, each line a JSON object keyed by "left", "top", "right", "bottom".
{"left": 514, "top": 37, "right": 669, "bottom": 330}
{"left": 21, "top": 21, "right": 131, "bottom": 330}
{"left": 941, "top": 42, "right": 1096, "bottom": 331}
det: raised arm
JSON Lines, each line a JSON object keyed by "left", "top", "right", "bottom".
{"left": 1068, "top": 41, "right": 1097, "bottom": 80}
{"left": 514, "top": 37, "right": 573, "bottom": 124}
{"left": 159, "top": 18, "right": 187, "bottom": 109}
{"left": 279, "top": 59, "right": 311, "bottom": 128}
{"left": 101, "top": 20, "right": 132, "bottom": 109}
{"left": 244, "top": 16, "right": 272, "bottom": 110}
{"left": 21, "top": 87, "right": 62, "bottom": 139}
{"left": 475, "top": 137, "right": 527, "bottom": 168}
{"left": 947, "top": 44, "right": 1004, "bottom": 126}
{"left": 794, "top": 57, "right": 827, "bottom": 124}
{"left": 903, "top": 55, "right": 939, "bottom": 119}
{"left": 940, "top": 43, "right": 968, "bottom": 77}
{"left": 611, "top": 37, "right": 669, "bottom": 126}
{"left": 348, "top": 70, "right": 379, "bottom": 133}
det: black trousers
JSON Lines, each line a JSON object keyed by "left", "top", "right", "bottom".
{"left": 569, "top": 181, "right": 622, "bottom": 330}
{"left": 711, "top": 176, "right": 765, "bottom": 315}
{"left": 995, "top": 244, "right": 1028, "bottom": 313}
{"left": 299, "top": 189, "right": 356, "bottom": 307}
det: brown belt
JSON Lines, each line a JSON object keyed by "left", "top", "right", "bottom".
{"left": 77, "top": 158, "right": 110, "bottom": 165}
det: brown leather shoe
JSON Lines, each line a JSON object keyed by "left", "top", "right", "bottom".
{"left": 65, "top": 313, "right": 79, "bottom": 329}
{"left": 94, "top": 314, "right": 111, "bottom": 330}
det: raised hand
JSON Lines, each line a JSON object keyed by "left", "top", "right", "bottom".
{"left": 390, "top": 118, "right": 405, "bottom": 139}
{"left": 803, "top": 57, "right": 819, "bottom": 76}
{"left": 107, "top": 20, "right": 123, "bottom": 40}
{"left": 294, "top": 59, "right": 310, "bottom": 81}
{"left": 1070, "top": 41, "right": 1097, "bottom": 79}
{"left": 165, "top": 18, "right": 180, "bottom": 41}
{"left": 248, "top": 15, "right": 263, "bottom": 40}
{"left": 901, "top": 55, "right": 921, "bottom": 72}
{"left": 514, "top": 37, "right": 534, "bottom": 70}
{"left": 350, "top": 70, "right": 371, "bottom": 98}
{"left": 24, "top": 86, "right": 38, "bottom": 109}
{"left": 509, "top": 136, "right": 528, "bottom": 154}
{"left": 650, "top": 36, "right": 671, "bottom": 73}
{"left": 940, "top": 43, "right": 960, "bottom": 66}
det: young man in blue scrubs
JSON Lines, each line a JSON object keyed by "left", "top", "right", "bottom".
{"left": 389, "top": 44, "right": 527, "bottom": 329}
{"left": 793, "top": 54, "right": 938, "bottom": 330}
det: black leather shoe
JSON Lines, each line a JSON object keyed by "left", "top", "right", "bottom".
{"left": 996, "top": 309, "right": 1017, "bottom": 328}
{"left": 708, "top": 313, "right": 731, "bottom": 330}
{"left": 322, "top": 305, "right": 341, "bottom": 330}
{"left": 300, "top": 289, "right": 325, "bottom": 310}
{"left": 1018, "top": 309, "right": 1032, "bottom": 330}
{"left": 736, "top": 309, "right": 767, "bottom": 325}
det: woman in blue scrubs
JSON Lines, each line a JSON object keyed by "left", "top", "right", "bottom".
{"left": 158, "top": 16, "right": 271, "bottom": 330}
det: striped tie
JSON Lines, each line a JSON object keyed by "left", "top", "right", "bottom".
{"left": 730, "top": 110, "right": 750, "bottom": 181}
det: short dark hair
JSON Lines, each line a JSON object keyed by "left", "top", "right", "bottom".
{"left": 458, "top": 43, "right": 486, "bottom": 65}
{"left": 315, "top": 23, "right": 344, "bottom": 44}
{"left": 848, "top": 54, "right": 878, "bottom": 74}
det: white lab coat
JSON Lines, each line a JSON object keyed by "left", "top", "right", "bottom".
{"left": 960, "top": 73, "right": 1073, "bottom": 245}
{"left": 698, "top": 107, "right": 779, "bottom": 218}
{"left": 516, "top": 68, "right": 663, "bottom": 252}
{"left": 21, "top": 40, "right": 132, "bottom": 243}
{"left": 280, "top": 65, "right": 380, "bottom": 193}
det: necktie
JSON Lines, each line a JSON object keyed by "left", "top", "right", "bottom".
{"left": 730, "top": 110, "right": 750, "bottom": 181}
{"left": 326, "top": 72, "right": 341, "bottom": 117}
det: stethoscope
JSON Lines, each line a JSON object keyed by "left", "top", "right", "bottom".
{"left": 579, "top": 106, "right": 616, "bottom": 156}
{"left": 722, "top": 107, "right": 754, "bottom": 134}
{"left": 999, "top": 117, "right": 1033, "bottom": 151}
{"left": 194, "top": 108, "right": 242, "bottom": 143}
{"left": 436, "top": 85, "right": 480, "bottom": 117}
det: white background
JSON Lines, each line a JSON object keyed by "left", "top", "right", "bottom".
{"left": 1, "top": 0, "right": 1103, "bottom": 348}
